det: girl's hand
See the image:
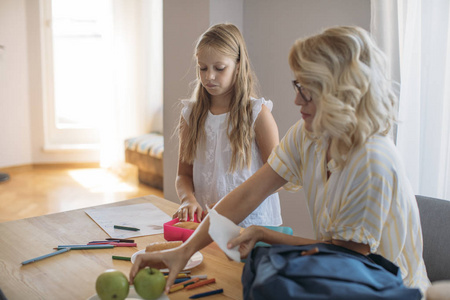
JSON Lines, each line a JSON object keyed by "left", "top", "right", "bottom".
{"left": 227, "top": 226, "right": 264, "bottom": 259}
{"left": 129, "top": 247, "right": 190, "bottom": 294}
{"left": 172, "top": 198, "right": 204, "bottom": 222}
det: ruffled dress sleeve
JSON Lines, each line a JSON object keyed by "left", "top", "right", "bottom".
{"left": 251, "top": 97, "right": 273, "bottom": 126}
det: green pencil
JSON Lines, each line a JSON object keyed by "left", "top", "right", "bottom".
{"left": 113, "top": 225, "right": 140, "bottom": 231}
{"left": 112, "top": 255, "right": 131, "bottom": 261}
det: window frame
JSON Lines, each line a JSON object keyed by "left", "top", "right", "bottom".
{"left": 40, "top": 0, "right": 101, "bottom": 151}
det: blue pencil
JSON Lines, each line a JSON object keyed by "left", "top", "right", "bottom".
{"left": 189, "top": 288, "right": 224, "bottom": 299}
{"left": 174, "top": 277, "right": 192, "bottom": 284}
{"left": 21, "top": 247, "right": 70, "bottom": 265}
{"left": 56, "top": 244, "right": 114, "bottom": 250}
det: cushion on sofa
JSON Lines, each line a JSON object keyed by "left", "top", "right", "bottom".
{"left": 125, "top": 133, "right": 164, "bottom": 190}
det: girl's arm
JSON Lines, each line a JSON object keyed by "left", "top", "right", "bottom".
{"left": 254, "top": 103, "right": 284, "bottom": 194}
{"left": 254, "top": 104, "right": 279, "bottom": 162}
{"left": 175, "top": 116, "right": 203, "bottom": 221}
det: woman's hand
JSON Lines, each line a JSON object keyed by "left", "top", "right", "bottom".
{"left": 129, "top": 247, "right": 191, "bottom": 294}
{"left": 172, "top": 197, "right": 204, "bottom": 222}
{"left": 227, "top": 226, "right": 264, "bottom": 259}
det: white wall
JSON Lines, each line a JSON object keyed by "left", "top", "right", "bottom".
{"left": 1, "top": 0, "right": 163, "bottom": 168}
{"left": 162, "top": 0, "right": 210, "bottom": 202}
{"left": 243, "top": 0, "right": 370, "bottom": 237}
{"left": 210, "top": 0, "right": 244, "bottom": 32}
{"left": 0, "top": 0, "right": 99, "bottom": 168}
{"left": 163, "top": 0, "right": 370, "bottom": 237}
{"left": 0, "top": 0, "right": 32, "bottom": 167}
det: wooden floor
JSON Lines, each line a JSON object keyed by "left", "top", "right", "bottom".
{"left": 0, "top": 164, "right": 164, "bottom": 223}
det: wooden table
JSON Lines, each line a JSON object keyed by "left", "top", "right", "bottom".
{"left": 0, "top": 195, "right": 244, "bottom": 300}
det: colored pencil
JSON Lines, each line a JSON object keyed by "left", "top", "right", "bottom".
{"left": 112, "top": 255, "right": 131, "bottom": 261}
{"left": 165, "top": 273, "right": 190, "bottom": 279}
{"left": 174, "top": 278, "right": 191, "bottom": 284}
{"left": 21, "top": 247, "right": 70, "bottom": 265}
{"left": 87, "top": 242, "right": 136, "bottom": 247}
{"left": 113, "top": 225, "right": 140, "bottom": 231}
{"left": 56, "top": 245, "right": 114, "bottom": 250}
{"left": 111, "top": 242, "right": 136, "bottom": 247}
{"left": 169, "top": 277, "right": 200, "bottom": 293}
{"left": 169, "top": 285, "right": 184, "bottom": 293}
{"left": 191, "top": 275, "right": 208, "bottom": 280}
{"left": 163, "top": 270, "right": 190, "bottom": 275}
{"left": 189, "top": 288, "right": 224, "bottom": 299}
{"left": 185, "top": 278, "right": 216, "bottom": 290}
{"left": 89, "top": 240, "right": 120, "bottom": 244}
{"left": 106, "top": 238, "right": 135, "bottom": 242}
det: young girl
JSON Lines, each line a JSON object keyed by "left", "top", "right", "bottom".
{"left": 174, "top": 23, "right": 282, "bottom": 228}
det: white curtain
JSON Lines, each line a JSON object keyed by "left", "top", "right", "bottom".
{"left": 99, "top": 0, "right": 163, "bottom": 169}
{"left": 371, "top": 0, "right": 450, "bottom": 200}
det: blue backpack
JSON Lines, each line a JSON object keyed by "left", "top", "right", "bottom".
{"left": 241, "top": 243, "right": 422, "bottom": 300}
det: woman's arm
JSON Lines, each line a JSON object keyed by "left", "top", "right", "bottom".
{"left": 228, "top": 225, "right": 321, "bottom": 258}
{"left": 130, "top": 163, "right": 287, "bottom": 292}
{"left": 228, "top": 226, "right": 370, "bottom": 258}
{"left": 174, "top": 116, "right": 203, "bottom": 221}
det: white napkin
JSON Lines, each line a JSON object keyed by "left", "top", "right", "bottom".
{"left": 207, "top": 209, "right": 241, "bottom": 262}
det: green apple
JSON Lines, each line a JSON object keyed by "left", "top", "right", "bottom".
{"left": 95, "top": 269, "right": 129, "bottom": 300}
{"left": 133, "top": 267, "right": 166, "bottom": 300}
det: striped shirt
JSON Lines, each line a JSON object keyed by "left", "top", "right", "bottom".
{"left": 268, "top": 120, "right": 430, "bottom": 293}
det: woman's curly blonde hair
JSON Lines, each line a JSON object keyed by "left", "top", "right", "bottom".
{"left": 289, "top": 26, "right": 397, "bottom": 169}
{"left": 181, "top": 23, "right": 258, "bottom": 172}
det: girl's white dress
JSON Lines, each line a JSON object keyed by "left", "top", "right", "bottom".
{"left": 181, "top": 97, "right": 282, "bottom": 228}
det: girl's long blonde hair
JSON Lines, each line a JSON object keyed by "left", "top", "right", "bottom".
{"left": 289, "top": 26, "right": 397, "bottom": 169}
{"left": 181, "top": 23, "right": 258, "bottom": 172}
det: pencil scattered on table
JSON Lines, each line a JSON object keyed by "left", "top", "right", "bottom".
{"left": 163, "top": 270, "right": 190, "bottom": 275}
{"left": 169, "top": 284, "right": 184, "bottom": 293}
{"left": 113, "top": 225, "right": 140, "bottom": 231}
{"left": 21, "top": 247, "right": 70, "bottom": 265}
{"left": 109, "top": 242, "right": 137, "bottom": 247}
{"left": 88, "top": 240, "right": 137, "bottom": 247}
{"left": 185, "top": 278, "right": 216, "bottom": 290}
{"left": 169, "top": 277, "right": 200, "bottom": 293}
{"left": 189, "top": 288, "right": 224, "bottom": 299}
{"left": 106, "top": 238, "right": 135, "bottom": 243}
{"left": 112, "top": 255, "right": 131, "bottom": 261}
{"left": 174, "top": 277, "right": 192, "bottom": 284}
{"left": 165, "top": 273, "right": 190, "bottom": 279}
{"left": 191, "top": 275, "right": 207, "bottom": 280}
{"left": 56, "top": 244, "right": 115, "bottom": 250}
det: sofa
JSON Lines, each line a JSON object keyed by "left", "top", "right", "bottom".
{"left": 416, "top": 195, "right": 450, "bottom": 299}
{"left": 124, "top": 133, "right": 164, "bottom": 190}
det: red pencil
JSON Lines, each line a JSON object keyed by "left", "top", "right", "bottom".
{"left": 88, "top": 242, "right": 137, "bottom": 247}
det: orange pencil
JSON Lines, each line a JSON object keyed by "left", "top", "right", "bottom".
{"left": 169, "top": 277, "right": 200, "bottom": 293}
{"left": 185, "top": 278, "right": 216, "bottom": 290}
{"left": 165, "top": 273, "right": 190, "bottom": 279}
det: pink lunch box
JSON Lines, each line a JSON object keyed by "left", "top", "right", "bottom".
{"left": 163, "top": 215, "right": 201, "bottom": 242}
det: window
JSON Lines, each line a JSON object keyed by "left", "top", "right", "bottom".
{"left": 41, "top": 0, "right": 113, "bottom": 150}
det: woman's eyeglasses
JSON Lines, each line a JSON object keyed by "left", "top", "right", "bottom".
{"left": 292, "top": 80, "right": 312, "bottom": 102}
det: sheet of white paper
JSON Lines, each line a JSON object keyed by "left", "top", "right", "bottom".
{"left": 208, "top": 209, "right": 241, "bottom": 262}
{"left": 85, "top": 203, "right": 172, "bottom": 239}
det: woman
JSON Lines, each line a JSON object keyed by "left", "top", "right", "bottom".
{"left": 130, "top": 26, "right": 430, "bottom": 296}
